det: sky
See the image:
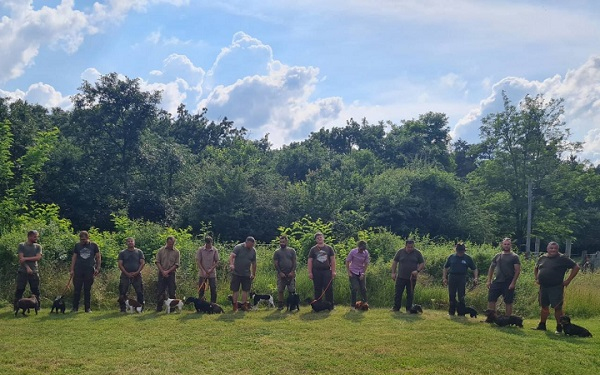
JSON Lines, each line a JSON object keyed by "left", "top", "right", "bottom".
{"left": 1, "top": 0, "right": 600, "bottom": 161}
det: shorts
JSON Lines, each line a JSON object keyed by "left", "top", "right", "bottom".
{"left": 277, "top": 276, "right": 296, "bottom": 293}
{"left": 230, "top": 274, "right": 252, "bottom": 292}
{"left": 487, "top": 281, "right": 515, "bottom": 304}
{"left": 539, "top": 285, "right": 564, "bottom": 308}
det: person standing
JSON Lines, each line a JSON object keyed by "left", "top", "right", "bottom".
{"left": 196, "top": 236, "right": 219, "bottom": 303}
{"left": 533, "top": 241, "right": 580, "bottom": 333}
{"left": 155, "top": 236, "right": 180, "bottom": 312}
{"left": 70, "top": 231, "right": 101, "bottom": 313}
{"left": 391, "top": 239, "right": 425, "bottom": 312}
{"left": 273, "top": 235, "right": 297, "bottom": 310}
{"left": 442, "top": 243, "right": 478, "bottom": 316}
{"left": 346, "top": 240, "right": 370, "bottom": 310}
{"left": 118, "top": 237, "right": 145, "bottom": 312}
{"left": 14, "top": 230, "right": 43, "bottom": 311}
{"left": 229, "top": 236, "right": 257, "bottom": 312}
{"left": 486, "top": 238, "right": 521, "bottom": 316}
{"left": 307, "top": 232, "right": 336, "bottom": 308}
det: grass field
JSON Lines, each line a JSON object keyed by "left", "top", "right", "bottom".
{"left": 1, "top": 306, "right": 598, "bottom": 375}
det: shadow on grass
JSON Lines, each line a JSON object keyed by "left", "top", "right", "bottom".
{"left": 447, "top": 315, "right": 481, "bottom": 325}
{"left": 216, "top": 311, "right": 250, "bottom": 323}
{"left": 178, "top": 311, "right": 207, "bottom": 321}
{"left": 343, "top": 309, "right": 365, "bottom": 323}
{"left": 89, "top": 311, "right": 124, "bottom": 321}
{"left": 262, "top": 309, "right": 293, "bottom": 321}
{"left": 36, "top": 311, "right": 72, "bottom": 322}
{"left": 537, "top": 330, "right": 595, "bottom": 344}
{"left": 390, "top": 311, "right": 424, "bottom": 321}
{"left": 299, "top": 310, "right": 331, "bottom": 321}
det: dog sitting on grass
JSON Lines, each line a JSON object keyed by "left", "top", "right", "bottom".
{"left": 305, "top": 298, "right": 333, "bottom": 312}
{"left": 15, "top": 296, "right": 39, "bottom": 316}
{"left": 50, "top": 296, "right": 66, "bottom": 314}
{"left": 484, "top": 309, "right": 523, "bottom": 327}
{"left": 286, "top": 292, "right": 300, "bottom": 312}
{"left": 459, "top": 306, "right": 478, "bottom": 318}
{"left": 185, "top": 296, "right": 213, "bottom": 313}
{"left": 355, "top": 301, "right": 369, "bottom": 311}
{"left": 560, "top": 315, "right": 592, "bottom": 337}
{"left": 409, "top": 304, "right": 423, "bottom": 314}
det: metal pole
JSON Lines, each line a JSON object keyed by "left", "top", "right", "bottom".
{"left": 526, "top": 180, "right": 532, "bottom": 258}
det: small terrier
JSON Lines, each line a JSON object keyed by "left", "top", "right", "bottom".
{"left": 355, "top": 301, "right": 369, "bottom": 311}
{"left": 164, "top": 298, "right": 184, "bottom": 314}
{"left": 118, "top": 295, "right": 144, "bottom": 313}
{"left": 15, "top": 296, "right": 40, "bottom": 316}
{"left": 560, "top": 315, "right": 593, "bottom": 337}
{"left": 250, "top": 292, "right": 275, "bottom": 309}
{"left": 51, "top": 296, "right": 66, "bottom": 314}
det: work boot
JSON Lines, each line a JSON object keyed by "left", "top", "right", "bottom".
{"left": 555, "top": 324, "right": 563, "bottom": 334}
{"left": 533, "top": 322, "right": 546, "bottom": 331}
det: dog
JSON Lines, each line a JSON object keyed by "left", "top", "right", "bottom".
{"left": 227, "top": 295, "right": 251, "bottom": 311}
{"left": 460, "top": 306, "right": 478, "bottom": 318}
{"left": 286, "top": 292, "right": 300, "bottom": 312}
{"left": 250, "top": 292, "right": 275, "bottom": 309}
{"left": 305, "top": 298, "right": 333, "bottom": 312}
{"left": 118, "top": 295, "right": 144, "bottom": 313}
{"left": 409, "top": 304, "right": 423, "bottom": 314}
{"left": 50, "top": 295, "right": 66, "bottom": 314}
{"left": 15, "top": 295, "right": 39, "bottom": 316}
{"left": 164, "top": 298, "right": 184, "bottom": 314}
{"left": 560, "top": 315, "right": 593, "bottom": 337}
{"left": 355, "top": 301, "right": 369, "bottom": 311}
{"left": 484, "top": 310, "right": 523, "bottom": 327}
{"left": 185, "top": 296, "right": 213, "bottom": 313}
{"left": 211, "top": 303, "right": 224, "bottom": 314}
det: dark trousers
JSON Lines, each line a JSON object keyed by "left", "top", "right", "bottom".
{"left": 394, "top": 278, "right": 415, "bottom": 311}
{"left": 156, "top": 272, "right": 176, "bottom": 310}
{"left": 14, "top": 272, "right": 40, "bottom": 309}
{"left": 448, "top": 274, "right": 467, "bottom": 315}
{"left": 198, "top": 277, "right": 217, "bottom": 303}
{"left": 73, "top": 270, "right": 94, "bottom": 311}
{"left": 119, "top": 274, "right": 145, "bottom": 311}
{"left": 313, "top": 268, "right": 334, "bottom": 306}
{"left": 349, "top": 274, "right": 367, "bottom": 305}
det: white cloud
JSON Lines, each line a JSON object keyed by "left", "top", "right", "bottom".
{"left": 0, "top": 82, "right": 71, "bottom": 109}
{"left": 452, "top": 55, "right": 600, "bottom": 163}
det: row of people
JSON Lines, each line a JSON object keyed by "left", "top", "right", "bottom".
{"left": 14, "top": 231, "right": 580, "bottom": 331}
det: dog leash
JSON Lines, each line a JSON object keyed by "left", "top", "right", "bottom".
{"left": 310, "top": 273, "right": 334, "bottom": 304}
{"left": 61, "top": 274, "right": 73, "bottom": 295}
{"left": 197, "top": 279, "right": 209, "bottom": 294}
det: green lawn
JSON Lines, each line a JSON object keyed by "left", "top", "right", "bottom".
{"left": 1, "top": 307, "right": 598, "bottom": 375}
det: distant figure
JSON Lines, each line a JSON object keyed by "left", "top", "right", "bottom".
{"left": 14, "top": 230, "right": 43, "bottom": 312}
{"left": 443, "top": 243, "right": 478, "bottom": 316}
{"left": 485, "top": 238, "right": 520, "bottom": 316}
{"left": 70, "top": 231, "right": 101, "bottom": 313}
{"left": 155, "top": 236, "right": 180, "bottom": 312}
{"left": 346, "top": 240, "right": 370, "bottom": 310}
{"left": 229, "top": 236, "right": 257, "bottom": 312}
{"left": 118, "top": 237, "right": 145, "bottom": 312}
{"left": 273, "top": 235, "right": 297, "bottom": 310}
{"left": 196, "top": 236, "right": 219, "bottom": 303}
{"left": 308, "top": 232, "right": 336, "bottom": 308}
{"left": 391, "top": 239, "right": 425, "bottom": 312}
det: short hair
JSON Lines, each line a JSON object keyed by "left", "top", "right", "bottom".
{"left": 126, "top": 237, "right": 135, "bottom": 242}
{"left": 166, "top": 236, "right": 176, "bottom": 243}
{"left": 245, "top": 236, "right": 256, "bottom": 243}
{"left": 547, "top": 241, "right": 559, "bottom": 248}
{"left": 455, "top": 243, "right": 466, "bottom": 252}
{"left": 279, "top": 235, "right": 288, "bottom": 241}
{"left": 204, "top": 236, "right": 213, "bottom": 244}
{"left": 357, "top": 240, "right": 367, "bottom": 249}
{"left": 502, "top": 237, "right": 512, "bottom": 242}
{"left": 27, "top": 230, "right": 39, "bottom": 237}
{"left": 314, "top": 232, "right": 324, "bottom": 240}
{"left": 79, "top": 231, "right": 89, "bottom": 238}
{"left": 406, "top": 239, "right": 415, "bottom": 245}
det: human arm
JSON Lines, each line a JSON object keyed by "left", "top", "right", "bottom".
{"left": 250, "top": 260, "right": 257, "bottom": 280}
{"left": 118, "top": 259, "right": 131, "bottom": 278}
{"left": 534, "top": 264, "right": 540, "bottom": 285}
{"left": 134, "top": 255, "right": 145, "bottom": 276}
{"left": 508, "top": 263, "right": 520, "bottom": 290}
{"left": 563, "top": 264, "right": 580, "bottom": 287}
{"left": 229, "top": 252, "right": 236, "bottom": 272}
{"left": 308, "top": 257, "right": 313, "bottom": 280}
{"left": 486, "top": 264, "right": 495, "bottom": 288}
{"left": 70, "top": 252, "right": 77, "bottom": 276}
{"left": 330, "top": 254, "right": 336, "bottom": 278}
{"left": 391, "top": 260, "right": 398, "bottom": 281}
{"left": 411, "top": 261, "right": 425, "bottom": 279}
{"left": 442, "top": 267, "right": 448, "bottom": 286}
{"left": 289, "top": 251, "right": 297, "bottom": 278}
{"left": 94, "top": 249, "right": 102, "bottom": 276}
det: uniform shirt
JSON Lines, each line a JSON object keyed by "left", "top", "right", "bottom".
{"left": 118, "top": 248, "right": 145, "bottom": 273}
{"left": 18, "top": 242, "right": 42, "bottom": 273}
{"left": 444, "top": 253, "right": 476, "bottom": 275}
{"left": 393, "top": 248, "right": 424, "bottom": 279}
{"left": 491, "top": 252, "right": 520, "bottom": 283}
{"left": 536, "top": 254, "right": 577, "bottom": 287}
{"left": 273, "top": 247, "right": 297, "bottom": 274}
{"left": 231, "top": 243, "right": 256, "bottom": 277}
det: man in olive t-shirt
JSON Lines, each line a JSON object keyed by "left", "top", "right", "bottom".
{"left": 273, "top": 235, "right": 297, "bottom": 309}
{"left": 229, "top": 236, "right": 257, "bottom": 312}
{"left": 14, "top": 230, "right": 43, "bottom": 311}
{"left": 118, "top": 237, "right": 145, "bottom": 312}
{"left": 533, "top": 242, "right": 579, "bottom": 332}
{"left": 391, "top": 239, "right": 425, "bottom": 312}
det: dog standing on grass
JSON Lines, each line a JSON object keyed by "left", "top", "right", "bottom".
{"left": 15, "top": 296, "right": 39, "bottom": 316}
{"left": 51, "top": 296, "right": 66, "bottom": 314}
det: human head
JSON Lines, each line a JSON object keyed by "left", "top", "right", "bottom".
{"left": 357, "top": 240, "right": 367, "bottom": 252}
{"left": 315, "top": 232, "right": 324, "bottom": 245}
{"left": 27, "top": 230, "right": 39, "bottom": 243}
{"left": 546, "top": 241, "right": 560, "bottom": 257}
{"left": 455, "top": 243, "right": 466, "bottom": 254}
{"left": 245, "top": 236, "right": 256, "bottom": 248}
{"left": 204, "top": 236, "right": 213, "bottom": 247}
{"left": 166, "top": 236, "right": 176, "bottom": 247}
{"left": 79, "top": 231, "right": 90, "bottom": 244}
{"left": 501, "top": 238, "right": 512, "bottom": 252}
{"left": 279, "top": 235, "right": 288, "bottom": 248}
{"left": 405, "top": 239, "right": 415, "bottom": 252}
{"left": 126, "top": 237, "right": 135, "bottom": 248}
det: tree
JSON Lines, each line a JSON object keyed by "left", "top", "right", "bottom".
{"left": 475, "top": 92, "right": 581, "bottom": 245}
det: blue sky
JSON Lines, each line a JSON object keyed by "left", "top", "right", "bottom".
{"left": 2, "top": 0, "right": 600, "bottom": 161}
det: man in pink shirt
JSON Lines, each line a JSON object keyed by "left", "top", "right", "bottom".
{"left": 346, "top": 240, "right": 370, "bottom": 310}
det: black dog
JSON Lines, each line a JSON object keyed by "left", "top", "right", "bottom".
{"left": 286, "top": 292, "right": 300, "bottom": 312}
{"left": 484, "top": 310, "right": 523, "bottom": 327}
{"left": 460, "top": 306, "right": 478, "bottom": 318}
{"left": 305, "top": 298, "right": 333, "bottom": 312}
{"left": 50, "top": 295, "right": 66, "bottom": 314}
{"left": 15, "top": 296, "right": 39, "bottom": 316}
{"left": 211, "top": 303, "right": 224, "bottom": 314}
{"left": 560, "top": 315, "right": 592, "bottom": 337}
{"left": 185, "top": 296, "right": 213, "bottom": 313}
{"left": 409, "top": 304, "right": 423, "bottom": 314}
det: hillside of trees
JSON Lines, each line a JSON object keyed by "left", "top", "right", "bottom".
{"left": 2, "top": 72, "right": 600, "bottom": 254}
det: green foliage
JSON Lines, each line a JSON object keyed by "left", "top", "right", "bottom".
{"left": 276, "top": 216, "right": 335, "bottom": 262}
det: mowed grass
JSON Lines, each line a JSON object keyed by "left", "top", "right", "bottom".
{"left": 1, "top": 307, "right": 599, "bottom": 375}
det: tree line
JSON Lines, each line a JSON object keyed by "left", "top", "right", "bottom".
{"left": 2, "top": 72, "right": 600, "bottom": 254}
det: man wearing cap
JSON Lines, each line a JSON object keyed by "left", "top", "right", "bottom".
{"left": 533, "top": 241, "right": 580, "bottom": 333}
{"left": 229, "top": 236, "right": 257, "bottom": 312}
{"left": 442, "top": 243, "right": 478, "bottom": 316}
{"left": 346, "top": 240, "right": 370, "bottom": 310}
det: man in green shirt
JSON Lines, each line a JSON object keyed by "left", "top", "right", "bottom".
{"left": 229, "top": 236, "right": 257, "bottom": 312}
{"left": 14, "top": 230, "right": 43, "bottom": 311}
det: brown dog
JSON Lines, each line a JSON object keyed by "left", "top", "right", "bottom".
{"left": 15, "top": 296, "right": 39, "bottom": 316}
{"left": 355, "top": 301, "right": 369, "bottom": 311}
